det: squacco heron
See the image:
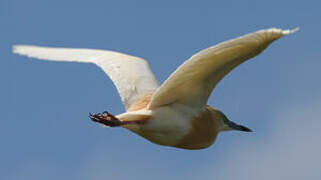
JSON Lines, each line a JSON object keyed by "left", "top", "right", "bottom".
{"left": 13, "top": 27, "right": 298, "bottom": 149}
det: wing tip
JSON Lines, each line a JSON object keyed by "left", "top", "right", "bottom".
{"left": 267, "top": 27, "right": 300, "bottom": 35}
{"left": 12, "top": 44, "right": 31, "bottom": 55}
{"left": 12, "top": 45, "right": 20, "bottom": 54}
{"left": 282, "top": 27, "right": 300, "bottom": 35}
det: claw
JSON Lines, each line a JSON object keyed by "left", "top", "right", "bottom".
{"left": 89, "top": 111, "right": 122, "bottom": 127}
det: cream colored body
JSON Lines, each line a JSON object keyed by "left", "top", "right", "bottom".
{"left": 13, "top": 28, "right": 298, "bottom": 150}
{"left": 125, "top": 106, "right": 194, "bottom": 147}
{"left": 116, "top": 93, "right": 225, "bottom": 149}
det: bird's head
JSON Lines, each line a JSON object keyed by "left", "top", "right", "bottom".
{"left": 212, "top": 108, "right": 253, "bottom": 132}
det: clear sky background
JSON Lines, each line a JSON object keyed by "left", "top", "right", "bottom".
{"left": 2, "top": 0, "right": 321, "bottom": 179}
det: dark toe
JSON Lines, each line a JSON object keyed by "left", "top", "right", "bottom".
{"left": 89, "top": 111, "right": 122, "bottom": 127}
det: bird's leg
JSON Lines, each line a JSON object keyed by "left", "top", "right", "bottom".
{"left": 89, "top": 111, "right": 123, "bottom": 127}
{"left": 90, "top": 111, "right": 150, "bottom": 127}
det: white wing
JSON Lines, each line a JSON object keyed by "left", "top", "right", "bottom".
{"left": 148, "top": 28, "right": 298, "bottom": 110}
{"left": 13, "top": 45, "right": 160, "bottom": 110}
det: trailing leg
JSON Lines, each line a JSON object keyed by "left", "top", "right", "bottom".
{"left": 89, "top": 111, "right": 122, "bottom": 127}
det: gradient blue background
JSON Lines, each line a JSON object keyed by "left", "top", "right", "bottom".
{"left": 2, "top": 0, "right": 321, "bottom": 179}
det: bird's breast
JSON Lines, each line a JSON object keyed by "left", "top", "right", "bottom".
{"left": 175, "top": 107, "right": 219, "bottom": 149}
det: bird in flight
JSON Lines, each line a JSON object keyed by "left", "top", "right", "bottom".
{"left": 13, "top": 27, "right": 298, "bottom": 149}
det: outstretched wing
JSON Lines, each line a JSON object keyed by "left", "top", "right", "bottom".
{"left": 13, "top": 45, "right": 159, "bottom": 110}
{"left": 148, "top": 28, "right": 298, "bottom": 110}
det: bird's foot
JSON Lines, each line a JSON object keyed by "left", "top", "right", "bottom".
{"left": 89, "top": 111, "right": 122, "bottom": 127}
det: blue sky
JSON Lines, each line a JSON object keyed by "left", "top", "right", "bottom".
{"left": 2, "top": 0, "right": 321, "bottom": 179}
